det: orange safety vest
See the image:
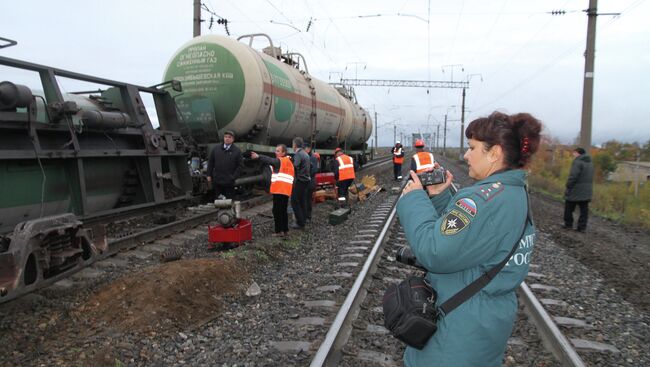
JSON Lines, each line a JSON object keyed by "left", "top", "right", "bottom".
{"left": 270, "top": 156, "right": 294, "bottom": 196}
{"left": 413, "top": 152, "right": 435, "bottom": 173}
{"left": 336, "top": 154, "right": 355, "bottom": 181}
{"left": 393, "top": 147, "right": 404, "bottom": 164}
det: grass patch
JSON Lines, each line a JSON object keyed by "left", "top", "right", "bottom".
{"left": 281, "top": 238, "right": 301, "bottom": 250}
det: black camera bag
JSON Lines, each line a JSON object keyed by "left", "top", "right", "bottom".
{"left": 383, "top": 188, "right": 532, "bottom": 350}
{"left": 382, "top": 275, "right": 438, "bottom": 350}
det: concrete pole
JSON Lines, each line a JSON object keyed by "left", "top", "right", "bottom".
{"left": 374, "top": 111, "right": 378, "bottom": 154}
{"left": 436, "top": 124, "right": 440, "bottom": 152}
{"left": 193, "top": 0, "right": 201, "bottom": 37}
{"left": 443, "top": 114, "right": 448, "bottom": 157}
{"left": 579, "top": 0, "right": 598, "bottom": 150}
{"left": 459, "top": 88, "right": 466, "bottom": 160}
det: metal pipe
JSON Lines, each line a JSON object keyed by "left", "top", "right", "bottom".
{"left": 234, "top": 174, "right": 264, "bottom": 186}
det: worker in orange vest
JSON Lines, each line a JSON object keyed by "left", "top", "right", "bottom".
{"left": 250, "top": 145, "right": 294, "bottom": 237}
{"left": 332, "top": 147, "right": 357, "bottom": 206}
{"left": 391, "top": 141, "right": 405, "bottom": 180}
{"left": 410, "top": 139, "right": 435, "bottom": 173}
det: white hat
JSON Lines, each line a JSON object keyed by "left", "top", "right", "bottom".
{"left": 396, "top": 141, "right": 400, "bottom": 144}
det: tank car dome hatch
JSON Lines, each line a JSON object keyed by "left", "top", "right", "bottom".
{"left": 162, "top": 34, "right": 372, "bottom": 150}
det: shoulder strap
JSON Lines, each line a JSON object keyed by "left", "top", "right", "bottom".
{"left": 438, "top": 187, "right": 532, "bottom": 316}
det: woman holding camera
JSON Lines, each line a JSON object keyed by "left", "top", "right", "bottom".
{"left": 396, "top": 111, "right": 542, "bottom": 367}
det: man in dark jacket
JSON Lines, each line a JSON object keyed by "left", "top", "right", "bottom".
{"left": 304, "top": 142, "right": 320, "bottom": 222}
{"left": 206, "top": 131, "right": 243, "bottom": 200}
{"left": 290, "top": 137, "right": 311, "bottom": 229}
{"left": 564, "top": 147, "right": 594, "bottom": 232}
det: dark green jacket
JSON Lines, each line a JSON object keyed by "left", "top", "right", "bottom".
{"left": 396, "top": 169, "right": 535, "bottom": 367}
{"left": 565, "top": 154, "right": 594, "bottom": 201}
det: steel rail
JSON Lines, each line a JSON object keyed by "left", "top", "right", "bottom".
{"left": 361, "top": 156, "right": 392, "bottom": 169}
{"left": 310, "top": 182, "right": 404, "bottom": 366}
{"left": 518, "top": 283, "right": 587, "bottom": 367}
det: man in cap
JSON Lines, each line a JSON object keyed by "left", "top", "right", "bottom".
{"left": 410, "top": 139, "right": 435, "bottom": 173}
{"left": 563, "top": 147, "right": 594, "bottom": 232}
{"left": 206, "top": 130, "right": 243, "bottom": 200}
{"left": 332, "top": 147, "right": 356, "bottom": 207}
{"left": 391, "top": 141, "right": 405, "bottom": 180}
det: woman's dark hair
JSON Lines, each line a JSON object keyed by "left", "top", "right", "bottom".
{"left": 465, "top": 111, "right": 542, "bottom": 168}
{"left": 277, "top": 144, "right": 287, "bottom": 153}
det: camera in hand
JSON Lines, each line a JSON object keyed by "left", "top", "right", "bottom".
{"left": 417, "top": 167, "right": 446, "bottom": 186}
{"left": 396, "top": 246, "right": 427, "bottom": 271}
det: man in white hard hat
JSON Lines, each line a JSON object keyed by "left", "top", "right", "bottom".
{"left": 391, "top": 141, "right": 404, "bottom": 180}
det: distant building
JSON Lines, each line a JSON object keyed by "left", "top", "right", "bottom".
{"left": 609, "top": 161, "right": 650, "bottom": 183}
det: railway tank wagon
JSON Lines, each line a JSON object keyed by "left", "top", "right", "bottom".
{"left": 161, "top": 34, "right": 372, "bottom": 159}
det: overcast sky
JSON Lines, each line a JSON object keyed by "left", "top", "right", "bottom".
{"left": 1, "top": 0, "right": 648, "bottom": 148}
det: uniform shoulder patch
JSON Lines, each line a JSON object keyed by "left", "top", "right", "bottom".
{"left": 455, "top": 197, "right": 477, "bottom": 217}
{"left": 475, "top": 182, "right": 504, "bottom": 202}
{"left": 440, "top": 209, "right": 471, "bottom": 235}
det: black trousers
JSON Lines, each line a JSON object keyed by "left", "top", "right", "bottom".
{"left": 291, "top": 180, "right": 309, "bottom": 227}
{"left": 213, "top": 183, "right": 235, "bottom": 200}
{"left": 564, "top": 200, "right": 589, "bottom": 230}
{"left": 393, "top": 163, "right": 403, "bottom": 179}
{"left": 338, "top": 179, "right": 353, "bottom": 201}
{"left": 305, "top": 181, "right": 315, "bottom": 220}
{"left": 272, "top": 194, "right": 289, "bottom": 233}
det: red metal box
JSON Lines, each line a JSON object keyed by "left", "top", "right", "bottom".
{"left": 208, "top": 219, "right": 252, "bottom": 244}
{"left": 315, "top": 172, "right": 336, "bottom": 186}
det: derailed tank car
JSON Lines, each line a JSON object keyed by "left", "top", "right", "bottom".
{"left": 0, "top": 56, "right": 192, "bottom": 300}
{"left": 161, "top": 34, "right": 372, "bottom": 182}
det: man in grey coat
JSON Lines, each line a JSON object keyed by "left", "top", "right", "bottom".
{"left": 564, "top": 147, "right": 594, "bottom": 232}
{"left": 290, "top": 137, "right": 311, "bottom": 229}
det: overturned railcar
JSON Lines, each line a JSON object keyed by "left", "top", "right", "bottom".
{"left": 0, "top": 56, "right": 192, "bottom": 299}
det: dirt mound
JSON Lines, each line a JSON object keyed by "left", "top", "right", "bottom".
{"left": 78, "top": 258, "right": 249, "bottom": 333}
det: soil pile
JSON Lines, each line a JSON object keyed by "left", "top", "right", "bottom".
{"left": 78, "top": 258, "right": 249, "bottom": 333}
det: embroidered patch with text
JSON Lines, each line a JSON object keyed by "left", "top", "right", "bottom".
{"left": 455, "top": 197, "right": 477, "bottom": 217}
{"left": 440, "top": 209, "right": 470, "bottom": 235}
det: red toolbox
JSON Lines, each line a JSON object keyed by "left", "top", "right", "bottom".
{"left": 208, "top": 218, "right": 252, "bottom": 244}
{"left": 315, "top": 172, "right": 336, "bottom": 187}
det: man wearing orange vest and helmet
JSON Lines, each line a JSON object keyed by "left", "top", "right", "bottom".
{"left": 332, "top": 147, "right": 356, "bottom": 206}
{"left": 391, "top": 141, "right": 405, "bottom": 180}
{"left": 410, "top": 138, "right": 435, "bottom": 173}
{"left": 250, "top": 145, "right": 294, "bottom": 237}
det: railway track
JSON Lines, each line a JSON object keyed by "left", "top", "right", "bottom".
{"left": 1, "top": 154, "right": 635, "bottom": 366}
{"left": 306, "top": 156, "right": 602, "bottom": 366}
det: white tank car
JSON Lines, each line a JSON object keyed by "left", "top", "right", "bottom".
{"left": 162, "top": 34, "right": 372, "bottom": 151}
